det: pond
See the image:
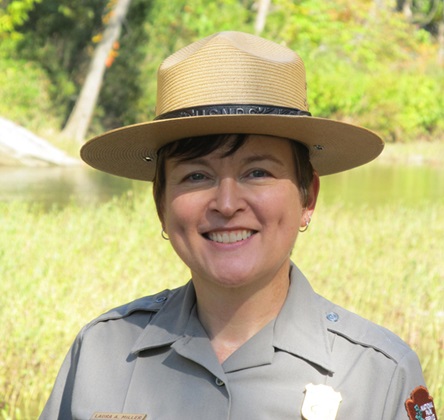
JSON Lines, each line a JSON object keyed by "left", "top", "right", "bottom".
{"left": 320, "top": 160, "right": 444, "bottom": 206}
{"left": 0, "top": 159, "right": 443, "bottom": 209}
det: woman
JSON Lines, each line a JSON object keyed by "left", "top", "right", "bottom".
{"left": 41, "top": 32, "right": 435, "bottom": 420}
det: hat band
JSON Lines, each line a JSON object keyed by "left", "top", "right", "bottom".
{"left": 155, "top": 104, "right": 312, "bottom": 120}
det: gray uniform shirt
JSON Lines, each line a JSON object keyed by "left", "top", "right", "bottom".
{"left": 41, "top": 263, "right": 426, "bottom": 419}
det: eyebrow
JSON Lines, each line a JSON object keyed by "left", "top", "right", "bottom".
{"left": 241, "top": 153, "right": 285, "bottom": 166}
{"left": 169, "top": 153, "right": 285, "bottom": 170}
{"left": 169, "top": 157, "right": 210, "bottom": 170}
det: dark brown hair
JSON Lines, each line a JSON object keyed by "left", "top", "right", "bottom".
{"left": 153, "top": 134, "right": 314, "bottom": 220}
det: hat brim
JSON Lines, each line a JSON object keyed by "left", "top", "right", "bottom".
{"left": 80, "top": 114, "right": 384, "bottom": 181}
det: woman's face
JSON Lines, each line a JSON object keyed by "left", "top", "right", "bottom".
{"left": 162, "top": 135, "right": 318, "bottom": 290}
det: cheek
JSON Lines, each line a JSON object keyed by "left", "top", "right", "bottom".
{"left": 163, "top": 200, "right": 183, "bottom": 232}
{"left": 163, "top": 193, "right": 200, "bottom": 234}
{"left": 262, "top": 185, "right": 303, "bottom": 225}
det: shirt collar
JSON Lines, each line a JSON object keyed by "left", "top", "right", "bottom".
{"left": 131, "top": 281, "right": 196, "bottom": 354}
{"left": 131, "top": 263, "right": 333, "bottom": 373}
{"left": 273, "top": 263, "right": 334, "bottom": 373}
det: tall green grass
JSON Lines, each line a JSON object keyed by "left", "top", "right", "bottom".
{"left": 0, "top": 191, "right": 442, "bottom": 418}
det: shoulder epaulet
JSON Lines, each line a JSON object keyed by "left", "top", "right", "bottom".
{"left": 85, "top": 288, "right": 175, "bottom": 327}
{"left": 319, "top": 295, "right": 412, "bottom": 363}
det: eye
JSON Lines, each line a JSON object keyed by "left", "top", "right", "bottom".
{"left": 247, "top": 169, "right": 270, "bottom": 178}
{"left": 186, "top": 172, "right": 207, "bottom": 182}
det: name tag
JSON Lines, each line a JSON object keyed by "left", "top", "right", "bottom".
{"left": 91, "top": 413, "right": 147, "bottom": 420}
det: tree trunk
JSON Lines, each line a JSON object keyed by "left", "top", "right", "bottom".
{"left": 438, "top": 16, "right": 444, "bottom": 66}
{"left": 255, "top": 0, "right": 271, "bottom": 35}
{"left": 402, "top": 0, "right": 413, "bottom": 19}
{"left": 61, "top": 0, "right": 132, "bottom": 143}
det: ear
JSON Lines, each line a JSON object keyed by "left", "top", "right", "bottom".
{"left": 301, "top": 172, "right": 320, "bottom": 227}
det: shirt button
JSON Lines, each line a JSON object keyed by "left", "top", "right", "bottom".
{"left": 326, "top": 312, "right": 339, "bottom": 322}
{"left": 215, "top": 378, "right": 225, "bottom": 387}
{"left": 155, "top": 296, "right": 167, "bottom": 303}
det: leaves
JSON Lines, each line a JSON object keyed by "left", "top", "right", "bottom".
{"left": 0, "top": 0, "right": 443, "bottom": 141}
{"left": 0, "top": 0, "right": 42, "bottom": 37}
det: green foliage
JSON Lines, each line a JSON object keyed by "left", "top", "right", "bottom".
{"left": 7, "top": 0, "right": 108, "bottom": 120}
{"left": 305, "top": 59, "right": 444, "bottom": 141}
{"left": 0, "top": 54, "right": 62, "bottom": 131}
{"left": 267, "top": 0, "right": 432, "bottom": 63}
{"left": 0, "top": 0, "right": 443, "bottom": 141}
{"left": 266, "top": 0, "right": 443, "bottom": 141}
{"left": 357, "top": 69, "right": 444, "bottom": 141}
{"left": 0, "top": 0, "right": 42, "bottom": 38}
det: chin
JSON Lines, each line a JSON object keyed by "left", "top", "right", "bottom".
{"left": 207, "top": 265, "right": 275, "bottom": 290}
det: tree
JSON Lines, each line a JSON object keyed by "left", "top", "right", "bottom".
{"left": 397, "top": 0, "right": 444, "bottom": 65}
{"left": 255, "top": 0, "right": 271, "bottom": 35}
{"left": 61, "top": 0, "right": 132, "bottom": 142}
{"left": 439, "top": 8, "right": 444, "bottom": 64}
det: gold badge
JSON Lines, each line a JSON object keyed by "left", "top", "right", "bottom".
{"left": 301, "top": 383, "right": 342, "bottom": 420}
{"left": 90, "top": 413, "right": 147, "bottom": 420}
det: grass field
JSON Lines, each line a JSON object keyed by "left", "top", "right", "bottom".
{"left": 0, "top": 188, "right": 443, "bottom": 418}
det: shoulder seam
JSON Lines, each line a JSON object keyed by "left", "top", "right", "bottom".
{"left": 317, "top": 294, "right": 411, "bottom": 364}
{"left": 327, "top": 326, "right": 411, "bottom": 364}
{"left": 78, "top": 288, "right": 175, "bottom": 338}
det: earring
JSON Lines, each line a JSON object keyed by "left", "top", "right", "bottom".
{"left": 299, "top": 215, "right": 311, "bottom": 233}
{"left": 161, "top": 229, "right": 169, "bottom": 240}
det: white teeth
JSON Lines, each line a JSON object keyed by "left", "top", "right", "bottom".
{"left": 208, "top": 230, "right": 253, "bottom": 243}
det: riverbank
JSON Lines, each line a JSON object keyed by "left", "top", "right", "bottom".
{"left": 381, "top": 140, "right": 444, "bottom": 166}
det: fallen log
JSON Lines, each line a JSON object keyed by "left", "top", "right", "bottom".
{"left": 0, "top": 117, "right": 81, "bottom": 167}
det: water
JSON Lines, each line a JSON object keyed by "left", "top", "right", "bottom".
{"left": 320, "top": 160, "right": 444, "bottom": 206}
{"left": 0, "top": 160, "right": 443, "bottom": 208}
{"left": 0, "top": 165, "right": 145, "bottom": 208}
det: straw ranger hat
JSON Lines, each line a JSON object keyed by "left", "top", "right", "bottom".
{"left": 81, "top": 31, "right": 384, "bottom": 181}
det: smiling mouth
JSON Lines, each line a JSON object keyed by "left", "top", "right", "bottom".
{"left": 206, "top": 230, "right": 255, "bottom": 244}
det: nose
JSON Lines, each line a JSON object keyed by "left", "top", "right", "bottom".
{"left": 209, "top": 177, "right": 246, "bottom": 217}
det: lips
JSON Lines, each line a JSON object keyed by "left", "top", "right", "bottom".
{"left": 206, "top": 230, "right": 254, "bottom": 244}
